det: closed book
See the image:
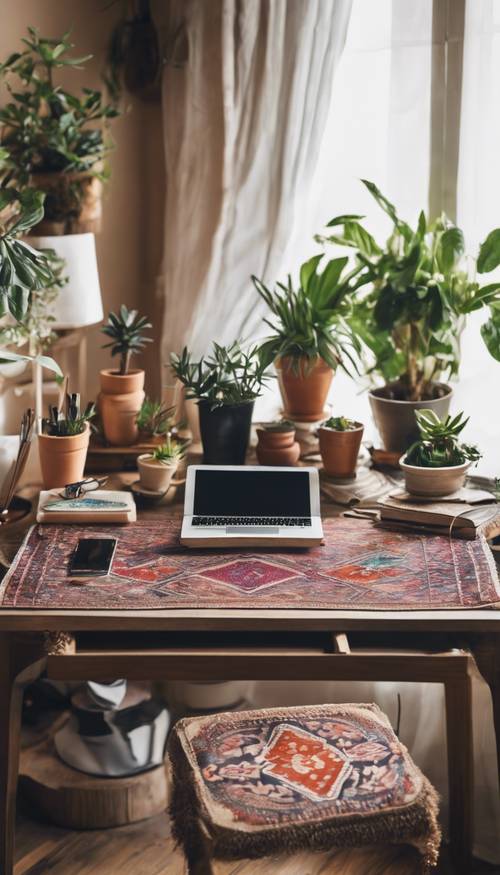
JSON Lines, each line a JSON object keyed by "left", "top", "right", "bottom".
{"left": 378, "top": 492, "right": 498, "bottom": 530}
{"left": 37, "top": 490, "right": 136, "bottom": 524}
{"left": 377, "top": 516, "right": 500, "bottom": 541}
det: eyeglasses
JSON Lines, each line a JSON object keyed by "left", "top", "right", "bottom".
{"left": 60, "top": 476, "right": 108, "bottom": 500}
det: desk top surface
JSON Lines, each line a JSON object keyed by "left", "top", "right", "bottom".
{"left": 0, "top": 471, "right": 499, "bottom": 633}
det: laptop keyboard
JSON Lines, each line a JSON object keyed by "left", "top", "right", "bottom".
{"left": 192, "top": 516, "right": 312, "bottom": 527}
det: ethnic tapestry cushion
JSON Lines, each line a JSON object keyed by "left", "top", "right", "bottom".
{"left": 168, "top": 703, "right": 440, "bottom": 871}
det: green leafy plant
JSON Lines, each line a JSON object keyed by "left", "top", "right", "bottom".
{"left": 318, "top": 180, "right": 500, "bottom": 400}
{"left": 151, "top": 436, "right": 186, "bottom": 464}
{"left": 101, "top": 305, "right": 152, "bottom": 375}
{"left": 252, "top": 255, "right": 364, "bottom": 374}
{"left": 170, "top": 341, "right": 270, "bottom": 409}
{"left": 322, "top": 415, "right": 358, "bottom": 431}
{"left": 0, "top": 28, "right": 119, "bottom": 187}
{"left": 136, "top": 397, "right": 175, "bottom": 437}
{"left": 42, "top": 393, "right": 96, "bottom": 436}
{"left": 0, "top": 148, "right": 61, "bottom": 375}
{"left": 404, "top": 409, "right": 481, "bottom": 468}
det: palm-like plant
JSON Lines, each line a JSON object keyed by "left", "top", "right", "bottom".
{"left": 404, "top": 409, "right": 481, "bottom": 468}
{"left": 251, "top": 254, "right": 364, "bottom": 375}
{"left": 101, "top": 305, "right": 152, "bottom": 375}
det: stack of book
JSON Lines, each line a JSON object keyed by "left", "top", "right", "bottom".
{"left": 376, "top": 488, "right": 500, "bottom": 540}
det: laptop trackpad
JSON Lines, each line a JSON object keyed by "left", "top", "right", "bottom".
{"left": 226, "top": 526, "right": 280, "bottom": 534}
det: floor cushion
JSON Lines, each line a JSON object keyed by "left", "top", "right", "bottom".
{"left": 167, "top": 702, "right": 440, "bottom": 872}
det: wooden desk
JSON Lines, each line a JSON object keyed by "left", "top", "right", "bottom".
{"left": 0, "top": 476, "right": 499, "bottom": 875}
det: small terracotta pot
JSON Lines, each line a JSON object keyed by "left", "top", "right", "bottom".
{"left": 399, "top": 457, "right": 470, "bottom": 497}
{"left": 256, "top": 428, "right": 301, "bottom": 466}
{"left": 38, "top": 423, "right": 90, "bottom": 489}
{"left": 137, "top": 455, "right": 178, "bottom": 493}
{"left": 318, "top": 423, "right": 364, "bottom": 479}
{"left": 100, "top": 369, "right": 145, "bottom": 395}
{"left": 276, "top": 356, "right": 333, "bottom": 422}
{"left": 99, "top": 369, "right": 145, "bottom": 446}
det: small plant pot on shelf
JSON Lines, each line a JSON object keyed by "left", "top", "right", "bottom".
{"left": 99, "top": 369, "right": 145, "bottom": 447}
{"left": 137, "top": 455, "right": 178, "bottom": 493}
{"left": 198, "top": 400, "right": 254, "bottom": 465}
{"left": 318, "top": 422, "right": 364, "bottom": 479}
{"left": 276, "top": 356, "right": 333, "bottom": 423}
{"left": 38, "top": 423, "right": 90, "bottom": 489}
{"left": 369, "top": 383, "right": 452, "bottom": 453}
{"left": 399, "top": 457, "right": 470, "bottom": 497}
{"left": 256, "top": 427, "right": 300, "bottom": 466}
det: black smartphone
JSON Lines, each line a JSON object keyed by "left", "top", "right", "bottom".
{"left": 69, "top": 538, "right": 117, "bottom": 576}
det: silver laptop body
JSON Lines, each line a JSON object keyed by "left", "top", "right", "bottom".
{"left": 181, "top": 465, "right": 323, "bottom": 548}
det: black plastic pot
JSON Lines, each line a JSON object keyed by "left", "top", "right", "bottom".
{"left": 198, "top": 400, "right": 254, "bottom": 465}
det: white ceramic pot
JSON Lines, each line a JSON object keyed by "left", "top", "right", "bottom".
{"left": 399, "top": 456, "right": 470, "bottom": 497}
{"left": 137, "top": 454, "right": 178, "bottom": 493}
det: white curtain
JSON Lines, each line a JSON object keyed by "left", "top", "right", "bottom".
{"left": 160, "top": 0, "right": 353, "bottom": 372}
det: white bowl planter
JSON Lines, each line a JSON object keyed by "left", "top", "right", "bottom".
{"left": 399, "top": 456, "right": 470, "bottom": 497}
{"left": 137, "top": 454, "right": 178, "bottom": 493}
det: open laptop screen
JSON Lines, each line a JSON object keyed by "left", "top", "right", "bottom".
{"left": 193, "top": 469, "right": 311, "bottom": 517}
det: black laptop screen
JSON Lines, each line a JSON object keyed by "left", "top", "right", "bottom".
{"left": 193, "top": 469, "right": 311, "bottom": 517}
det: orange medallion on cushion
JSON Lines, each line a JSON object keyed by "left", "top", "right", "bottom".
{"left": 260, "top": 723, "right": 351, "bottom": 801}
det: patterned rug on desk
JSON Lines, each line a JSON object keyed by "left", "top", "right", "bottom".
{"left": 0, "top": 517, "right": 499, "bottom": 611}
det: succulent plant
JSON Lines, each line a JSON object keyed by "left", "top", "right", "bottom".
{"left": 404, "top": 409, "right": 481, "bottom": 468}
{"left": 322, "top": 416, "right": 358, "bottom": 431}
{"left": 136, "top": 397, "right": 175, "bottom": 437}
{"left": 151, "top": 436, "right": 186, "bottom": 464}
{"left": 101, "top": 305, "right": 152, "bottom": 375}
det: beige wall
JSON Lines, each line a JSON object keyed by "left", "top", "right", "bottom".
{"left": 0, "top": 0, "right": 165, "bottom": 400}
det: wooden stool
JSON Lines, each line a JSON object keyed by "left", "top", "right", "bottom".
{"left": 168, "top": 703, "right": 441, "bottom": 875}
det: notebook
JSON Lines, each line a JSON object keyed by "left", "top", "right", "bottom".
{"left": 37, "top": 490, "right": 136, "bottom": 524}
{"left": 377, "top": 489, "right": 499, "bottom": 540}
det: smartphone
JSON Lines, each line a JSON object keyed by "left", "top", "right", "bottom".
{"left": 69, "top": 538, "right": 117, "bottom": 576}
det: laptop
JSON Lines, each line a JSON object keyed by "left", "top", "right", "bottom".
{"left": 180, "top": 465, "right": 323, "bottom": 547}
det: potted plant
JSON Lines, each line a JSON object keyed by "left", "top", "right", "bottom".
{"left": 136, "top": 397, "right": 175, "bottom": 441}
{"left": 320, "top": 180, "right": 500, "bottom": 450}
{"left": 137, "top": 436, "right": 185, "bottom": 493}
{"left": 252, "top": 255, "right": 363, "bottom": 422}
{"left": 38, "top": 393, "right": 96, "bottom": 489}
{"left": 256, "top": 420, "right": 300, "bottom": 466}
{"left": 100, "top": 305, "right": 152, "bottom": 446}
{"left": 400, "top": 409, "right": 481, "bottom": 497}
{"left": 170, "top": 342, "right": 269, "bottom": 464}
{"left": 0, "top": 28, "right": 120, "bottom": 234}
{"left": 0, "top": 147, "right": 61, "bottom": 378}
{"left": 318, "top": 416, "right": 364, "bottom": 479}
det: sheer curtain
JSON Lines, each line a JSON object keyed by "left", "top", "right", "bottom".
{"left": 160, "top": 0, "right": 353, "bottom": 371}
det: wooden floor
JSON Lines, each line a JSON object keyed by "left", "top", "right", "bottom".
{"left": 14, "top": 809, "right": 500, "bottom": 875}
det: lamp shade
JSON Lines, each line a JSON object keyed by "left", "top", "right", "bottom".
{"left": 28, "top": 232, "right": 103, "bottom": 329}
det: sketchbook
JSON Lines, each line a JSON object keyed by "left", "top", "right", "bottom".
{"left": 37, "top": 490, "right": 136, "bottom": 524}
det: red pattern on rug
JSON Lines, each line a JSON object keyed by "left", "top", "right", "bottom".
{"left": 0, "top": 517, "right": 499, "bottom": 611}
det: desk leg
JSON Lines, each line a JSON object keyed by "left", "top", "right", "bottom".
{"left": 0, "top": 633, "right": 46, "bottom": 875}
{"left": 472, "top": 637, "right": 500, "bottom": 792}
{"left": 444, "top": 671, "right": 473, "bottom": 875}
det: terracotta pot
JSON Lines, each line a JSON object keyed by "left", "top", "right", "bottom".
{"left": 100, "top": 369, "right": 145, "bottom": 395}
{"left": 318, "top": 423, "right": 364, "bottom": 479}
{"left": 399, "top": 457, "right": 470, "bottom": 497}
{"left": 38, "top": 423, "right": 90, "bottom": 489}
{"left": 369, "top": 384, "right": 452, "bottom": 452}
{"left": 99, "top": 369, "right": 145, "bottom": 447}
{"left": 276, "top": 356, "right": 333, "bottom": 422}
{"left": 137, "top": 455, "right": 178, "bottom": 493}
{"left": 256, "top": 428, "right": 301, "bottom": 466}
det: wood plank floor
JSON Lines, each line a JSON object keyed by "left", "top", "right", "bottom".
{"left": 14, "top": 809, "right": 500, "bottom": 875}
